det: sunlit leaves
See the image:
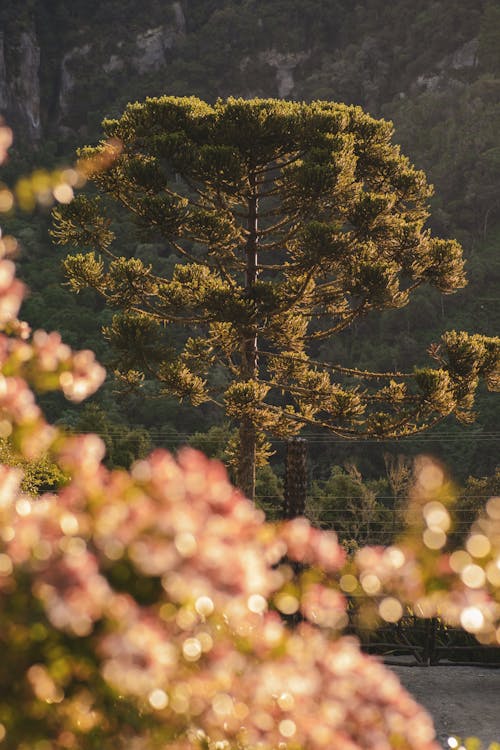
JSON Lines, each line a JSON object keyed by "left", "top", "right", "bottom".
{"left": 419, "top": 238, "right": 467, "bottom": 293}
{"left": 224, "top": 379, "right": 270, "bottom": 421}
{"left": 441, "top": 331, "right": 500, "bottom": 388}
{"left": 62, "top": 252, "right": 105, "bottom": 294}
{"left": 52, "top": 195, "right": 115, "bottom": 253}
{"left": 415, "top": 368, "right": 456, "bottom": 415}
{"left": 103, "top": 311, "right": 170, "bottom": 369}
{"left": 182, "top": 336, "right": 216, "bottom": 374}
{"left": 106, "top": 257, "right": 158, "bottom": 308}
{"left": 427, "top": 332, "right": 500, "bottom": 420}
{"left": 158, "top": 359, "right": 208, "bottom": 406}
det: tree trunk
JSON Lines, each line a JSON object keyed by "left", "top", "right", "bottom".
{"left": 238, "top": 418, "right": 256, "bottom": 500}
{"left": 237, "top": 172, "right": 259, "bottom": 501}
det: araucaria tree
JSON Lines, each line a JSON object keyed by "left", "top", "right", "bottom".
{"left": 53, "top": 97, "right": 499, "bottom": 499}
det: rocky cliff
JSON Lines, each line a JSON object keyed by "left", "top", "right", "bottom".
{"left": 0, "top": 27, "right": 41, "bottom": 140}
{"left": 1, "top": 0, "right": 499, "bottom": 236}
{"left": 0, "top": 0, "right": 486, "bottom": 141}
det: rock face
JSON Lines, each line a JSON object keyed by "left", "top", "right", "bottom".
{"left": 441, "top": 38, "right": 479, "bottom": 71}
{"left": 172, "top": 1, "right": 186, "bottom": 35}
{"left": 414, "top": 39, "right": 479, "bottom": 94}
{"left": 0, "top": 1, "right": 187, "bottom": 141}
{"left": 258, "top": 50, "right": 308, "bottom": 98}
{"left": 103, "top": 54, "right": 125, "bottom": 75}
{"left": 133, "top": 4, "right": 185, "bottom": 74}
{"left": 0, "top": 1, "right": 489, "bottom": 146}
{"left": 0, "top": 29, "right": 41, "bottom": 140}
{"left": 59, "top": 44, "right": 92, "bottom": 119}
{"left": 134, "top": 26, "right": 178, "bottom": 74}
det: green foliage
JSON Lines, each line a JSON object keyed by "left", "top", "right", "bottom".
{"left": 0, "top": 439, "right": 65, "bottom": 494}
{"left": 306, "top": 463, "right": 391, "bottom": 546}
{"left": 52, "top": 197, "right": 115, "bottom": 253}
{"left": 52, "top": 95, "right": 499, "bottom": 496}
{"left": 450, "top": 467, "right": 500, "bottom": 545}
{"left": 188, "top": 422, "right": 235, "bottom": 461}
{"left": 255, "top": 463, "right": 284, "bottom": 521}
{"left": 67, "top": 403, "right": 152, "bottom": 469}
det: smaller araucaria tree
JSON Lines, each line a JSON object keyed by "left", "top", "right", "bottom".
{"left": 53, "top": 97, "right": 499, "bottom": 498}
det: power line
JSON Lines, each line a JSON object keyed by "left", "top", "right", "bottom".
{"left": 70, "top": 429, "right": 500, "bottom": 444}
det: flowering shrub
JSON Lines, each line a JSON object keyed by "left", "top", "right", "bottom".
{"left": 344, "top": 457, "right": 500, "bottom": 644}
{"left": 1, "top": 123, "right": 499, "bottom": 750}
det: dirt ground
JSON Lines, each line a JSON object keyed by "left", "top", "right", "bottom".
{"left": 388, "top": 663, "right": 500, "bottom": 748}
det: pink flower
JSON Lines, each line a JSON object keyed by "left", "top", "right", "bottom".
{"left": 280, "top": 517, "right": 345, "bottom": 571}
{"left": 0, "top": 262, "right": 25, "bottom": 325}
{"left": 301, "top": 582, "right": 348, "bottom": 628}
{"left": 57, "top": 434, "right": 107, "bottom": 476}
{"left": 34, "top": 548, "right": 112, "bottom": 636}
{"left": 0, "top": 124, "right": 13, "bottom": 164}
{"left": 0, "top": 463, "right": 23, "bottom": 507}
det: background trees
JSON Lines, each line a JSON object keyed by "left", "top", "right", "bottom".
{"left": 53, "top": 96, "right": 498, "bottom": 498}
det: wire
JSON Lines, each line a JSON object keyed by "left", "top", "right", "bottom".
{"left": 70, "top": 429, "right": 500, "bottom": 445}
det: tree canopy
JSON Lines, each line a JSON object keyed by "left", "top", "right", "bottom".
{"left": 53, "top": 96, "right": 499, "bottom": 498}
